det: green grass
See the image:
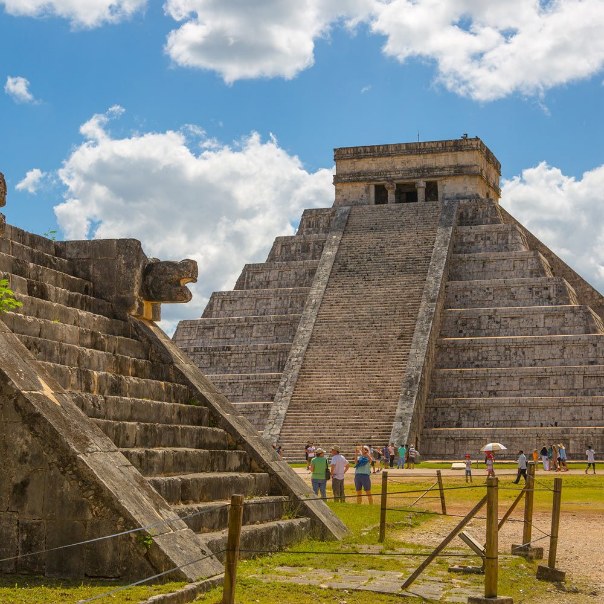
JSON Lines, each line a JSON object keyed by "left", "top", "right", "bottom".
{"left": 0, "top": 575, "right": 186, "bottom": 603}
{"left": 1, "top": 474, "right": 601, "bottom": 603}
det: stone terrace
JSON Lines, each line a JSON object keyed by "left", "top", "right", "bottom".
{"left": 421, "top": 200, "right": 604, "bottom": 458}
{"left": 0, "top": 216, "right": 345, "bottom": 580}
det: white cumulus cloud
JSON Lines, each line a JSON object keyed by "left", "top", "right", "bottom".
{"left": 4, "top": 75, "right": 37, "bottom": 103}
{"left": 16, "top": 168, "right": 46, "bottom": 193}
{"left": 54, "top": 107, "right": 334, "bottom": 330}
{"left": 501, "top": 162, "right": 604, "bottom": 293}
{"left": 163, "top": 0, "right": 376, "bottom": 82}
{"left": 371, "top": 0, "right": 604, "bottom": 101}
{"left": 1, "top": 0, "right": 146, "bottom": 28}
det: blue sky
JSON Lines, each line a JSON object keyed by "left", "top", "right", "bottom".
{"left": 1, "top": 1, "right": 603, "bottom": 332}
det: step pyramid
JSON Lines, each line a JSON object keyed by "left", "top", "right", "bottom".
{"left": 0, "top": 206, "right": 345, "bottom": 581}
{"left": 173, "top": 138, "right": 604, "bottom": 461}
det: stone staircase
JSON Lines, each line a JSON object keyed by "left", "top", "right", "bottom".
{"left": 173, "top": 208, "right": 335, "bottom": 430}
{"left": 421, "top": 200, "right": 604, "bottom": 458}
{"left": 275, "top": 203, "right": 442, "bottom": 459}
{"left": 0, "top": 220, "right": 344, "bottom": 579}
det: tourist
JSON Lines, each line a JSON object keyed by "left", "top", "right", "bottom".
{"left": 397, "top": 443, "right": 407, "bottom": 469}
{"left": 464, "top": 453, "right": 473, "bottom": 483}
{"left": 558, "top": 444, "right": 568, "bottom": 471}
{"left": 547, "top": 445, "right": 554, "bottom": 470}
{"left": 354, "top": 445, "right": 373, "bottom": 504}
{"left": 309, "top": 447, "right": 328, "bottom": 499}
{"left": 381, "top": 444, "right": 390, "bottom": 470}
{"left": 532, "top": 449, "right": 539, "bottom": 464}
{"left": 585, "top": 446, "right": 596, "bottom": 474}
{"left": 407, "top": 445, "right": 418, "bottom": 469}
{"left": 540, "top": 445, "right": 549, "bottom": 471}
{"left": 330, "top": 445, "right": 350, "bottom": 502}
{"left": 372, "top": 446, "right": 381, "bottom": 473}
{"left": 306, "top": 442, "right": 316, "bottom": 471}
{"left": 388, "top": 443, "right": 396, "bottom": 468}
{"left": 513, "top": 450, "right": 528, "bottom": 484}
{"left": 485, "top": 451, "right": 495, "bottom": 477}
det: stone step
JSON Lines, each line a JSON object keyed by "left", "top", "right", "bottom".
{"left": 73, "top": 393, "right": 209, "bottom": 425}
{"left": 16, "top": 334, "right": 162, "bottom": 377}
{"left": 445, "top": 277, "right": 578, "bottom": 309}
{"left": 207, "top": 373, "right": 281, "bottom": 403}
{"left": 424, "top": 397, "right": 604, "bottom": 429}
{"left": 436, "top": 334, "right": 604, "bottom": 368}
{"left": 432, "top": 365, "right": 604, "bottom": 398}
{"left": 267, "top": 234, "right": 327, "bottom": 262}
{"left": 449, "top": 251, "right": 552, "bottom": 281}
{"left": 93, "top": 419, "right": 228, "bottom": 449}
{"left": 453, "top": 224, "right": 528, "bottom": 254}
{"left": 6, "top": 273, "right": 114, "bottom": 317}
{"left": 204, "top": 517, "right": 311, "bottom": 561}
{"left": 0, "top": 233, "right": 74, "bottom": 274}
{"left": 4, "top": 296, "right": 133, "bottom": 337}
{"left": 38, "top": 361, "right": 193, "bottom": 403}
{"left": 202, "top": 288, "right": 310, "bottom": 318}
{"left": 4, "top": 313, "right": 150, "bottom": 359}
{"left": 174, "top": 314, "right": 302, "bottom": 347}
{"left": 296, "top": 208, "right": 336, "bottom": 236}
{"left": 174, "top": 495, "right": 290, "bottom": 533}
{"left": 457, "top": 200, "right": 504, "bottom": 226}
{"left": 441, "top": 305, "right": 604, "bottom": 338}
{"left": 148, "top": 472, "right": 271, "bottom": 505}
{"left": 186, "top": 343, "right": 291, "bottom": 374}
{"left": 121, "top": 448, "right": 249, "bottom": 476}
{"left": 420, "top": 426, "right": 604, "bottom": 460}
{"left": 234, "top": 260, "right": 319, "bottom": 290}
{"left": 0, "top": 251, "right": 93, "bottom": 296}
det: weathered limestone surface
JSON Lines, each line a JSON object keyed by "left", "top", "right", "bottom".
{"left": 421, "top": 199, "right": 604, "bottom": 458}
{"left": 173, "top": 208, "right": 337, "bottom": 429}
{"left": 0, "top": 215, "right": 345, "bottom": 580}
{"left": 173, "top": 138, "right": 603, "bottom": 461}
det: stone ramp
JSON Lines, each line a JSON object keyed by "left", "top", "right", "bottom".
{"left": 0, "top": 219, "right": 345, "bottom": 580}
{"left": 271, "top": 203, "right": 442, "bottom": 459}
{"left": 173, "top": 208, "right": 336, "bottom": 430}
{"left": 420, "top": 199, "right": 604, "bottom": 458}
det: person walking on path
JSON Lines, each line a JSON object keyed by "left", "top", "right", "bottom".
{"left": 354, "top": 445, "right": 373, "bottom": 504}
{"left": 407, "top": 445, "right": 418, "bottom": 469}
{"left": 585, "top": 446, "right": 596, "bottom": 474}
{"left": 485, "top": 451, "right": 495, "bottom": 477}
{"left": 558, "top": 444, "right": 569, "bottom": 471}
{"left": 388, "top": 443, "right": 396, "bottom": 468}
{"left": 397, "top": 444, "right": 407, "bottom": 469}
{"left": 330, "top": 446, "right": 350, "bottom": 502}
{"left": 309, "top": 447, "right": 328, "bottom": 499}
{"left": 513, "top": 450, "right": 528, "bottom": 484}
{"left": 464, "top": 453, "right": 473, "bottom": 483}
{"left": 540, "top": 445, "right": 549, "bottom": 471}
{"left": 381, "top": 445, "right": 390, "bottom": 470}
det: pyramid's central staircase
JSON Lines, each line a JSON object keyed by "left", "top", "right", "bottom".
{"left": 0, "top": 214, "right": 345, "bottom": 581}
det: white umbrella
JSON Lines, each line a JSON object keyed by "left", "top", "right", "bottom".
{"left": 480, "top": 442, "right": 507, "bottom": 452}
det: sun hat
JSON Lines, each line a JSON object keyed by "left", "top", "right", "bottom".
{"left": 315, "top": 447, "right": 325, "bottom": 455}
{"left": 331, "top": 445, "right": 340, "bottom": 452}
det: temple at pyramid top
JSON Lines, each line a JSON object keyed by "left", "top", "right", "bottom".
{"left": 173, "top": 137, "right": 603, "bottom": 461}
{"left": 332, "top": 137, "right": 501, "bottom": 206}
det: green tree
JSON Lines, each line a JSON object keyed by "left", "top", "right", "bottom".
{"left": 0, "top": 278, "right": 22, "bottom": 313}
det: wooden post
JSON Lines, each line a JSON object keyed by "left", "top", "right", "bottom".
{"left": 548, "top": 477, "right": 562, "bottom": 568}
{"left": 484, "top": 476, "right": 499, "bottom": 598}
{"left": 498, "top": 486, "right": 526, "bottom": 531}
{"left": 436, "top": 470, "right": 447, "bottom": 515}
{"left": 222, "top": 494, "right": 244, "bottom": 604}
{"left": 402, "top": 492, "right": 487, "bottom": 589}
{"left": 536, "top": 477, "right": 565, "bottom": 582}
{"left": 379, "top": 471, "right": 388, "bottom": 543}
{"left": 522, "top": 462, "right": 536, "bottom": 546}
